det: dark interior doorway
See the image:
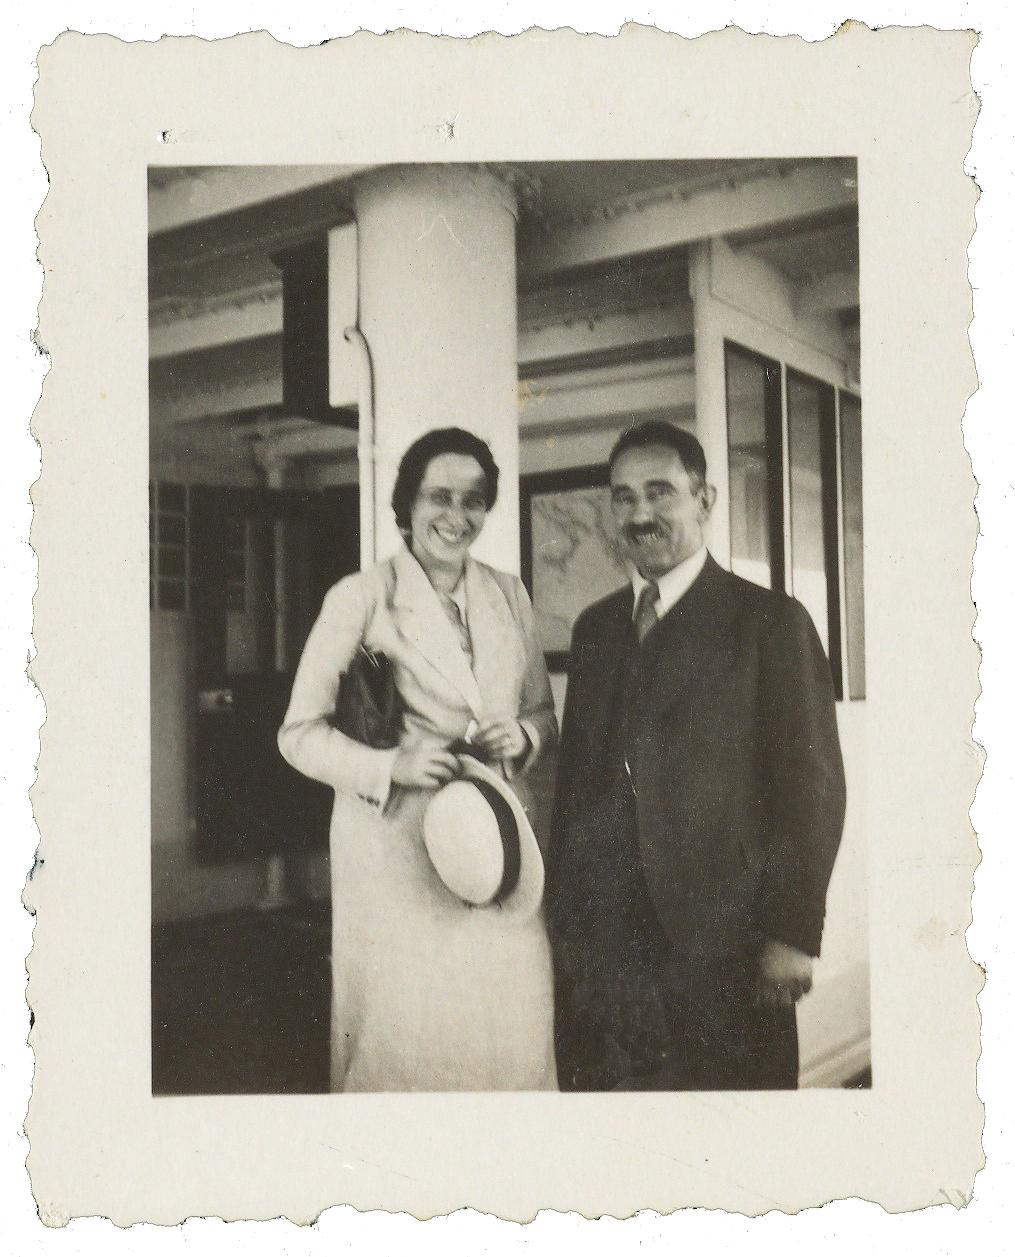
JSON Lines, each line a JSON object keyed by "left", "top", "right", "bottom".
{"left": 188, "top": 483, "right": 359, "bottom": 865}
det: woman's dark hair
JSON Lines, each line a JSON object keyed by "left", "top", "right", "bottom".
{"left": 391, "top": 427, "right": 500, "bottom": 533}
{"left": 608, "top": 419, "right": 708, "bottom": 489}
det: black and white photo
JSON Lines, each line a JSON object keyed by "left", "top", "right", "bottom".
{"left": 26, "top": 27, "right": 982, "bottom": 1221}
{"left": 147, "top": 158, "right": 869, "bottom": 1094}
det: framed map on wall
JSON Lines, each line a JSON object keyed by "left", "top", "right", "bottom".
{"left": 520, "top": 464, "right": 629, "bottom": 672}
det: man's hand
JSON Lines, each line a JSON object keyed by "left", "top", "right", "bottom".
{"left": 756, "top": 939, "right": 814, "bottom": 1010}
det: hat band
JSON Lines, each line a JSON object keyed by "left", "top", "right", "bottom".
{"left": 467, "top": 778, "right": 521, "bottom": 905}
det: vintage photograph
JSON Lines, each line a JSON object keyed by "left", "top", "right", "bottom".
{"left": 149, "top": 158, "right": 869, "bottom": 1096}
{"left": 26, "top": 23, "right": 985, "bottom": 1221}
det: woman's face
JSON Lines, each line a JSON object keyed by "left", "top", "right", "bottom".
{"left": 409, "top": 453, "right": 489, "bottom": 569}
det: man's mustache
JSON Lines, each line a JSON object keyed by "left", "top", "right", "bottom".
{"left": 624, "top": 523, "right": 668, "bottom": 541}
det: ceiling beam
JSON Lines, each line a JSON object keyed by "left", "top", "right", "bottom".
{"left": 520, "top": 302, "right": 692, "bottom": 370}
{"left": 520, "top": 161, "right": 857, "bottom": 281}
{"left": 149, "top": 282, "right": 283, "bottom": 359}
{"left": 148, "top": 165, "right": 369, "bottom": 235}
{"left": 152, "top": 277, "right": 694, "bottom": 364}
{"left": 796, "top": 269, "right": 861, "bottom": 316}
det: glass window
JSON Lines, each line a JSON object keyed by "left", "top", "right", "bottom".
{"left": 225, "top": 515, "right": 249, "bottom": 616}
{"left": 158, "top": 482, "right": 186, "bottom": 513}
{"left": 840, "top": 392, "right": 865, "bottom": 699}
{"left": 159, "top": 579, "right": 186, "bottom": 611}
{"left": 150, "top": 481, "right": 190, "bottom": 612}
{"left": 725, "top": 343, "right": 783, "bottom": 591}
{"left": 158, "top": 546, "right": 186, "bottom": 580}
{"left": 787, "top": 371, "right": 842, "bottom": 697}
{"left": 159, "top": 514, "right": 186, "bottom": 546}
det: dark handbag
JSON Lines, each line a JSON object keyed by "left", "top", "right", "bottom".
{"left": 331, "top": 647, "right": 403, "bottom": 749}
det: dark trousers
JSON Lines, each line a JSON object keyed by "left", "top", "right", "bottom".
{"left": 620, "top": 963, "right": 798, "bottom": 1092}
{"left": 553, "top": 785, "right": 799, "bottom": 1093}
{"left": 554, "top": 946, "right": 799, "bottom": 1093}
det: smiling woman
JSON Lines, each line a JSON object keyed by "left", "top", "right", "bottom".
{"left": 277, "top": 425, "right": 560, "bottom": 1092}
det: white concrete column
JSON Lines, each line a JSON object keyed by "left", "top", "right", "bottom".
{"left": 351, "top": 165, "right": 520, "bottom": 572}
{"left": 690, "top": 239, "right": 732, "bottom": 568}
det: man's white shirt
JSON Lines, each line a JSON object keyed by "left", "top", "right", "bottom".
{"left": 630, "top": 544, "right": 708, "bottom": 622}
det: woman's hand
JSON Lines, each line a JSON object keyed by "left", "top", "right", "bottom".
{"left": 391, "top": 747, "right": 461, "bottom": 790}
{"left": 472, "top": 718, "right": 530, "bottom": 762}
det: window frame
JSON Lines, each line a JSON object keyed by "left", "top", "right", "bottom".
{"left": 723, "top": 339, "right": 785, "bottom": 594}
{"left": 150, "top": 480, "right": 191, "bottom": 613}
{"left": 838, "top": 387, "right": 866, "bottom": 701}
{"left": 785, "top": 366, "right": 843, "bottom": 701}
{"left": 724, "top": 343, "right": 861, "bottom": 703}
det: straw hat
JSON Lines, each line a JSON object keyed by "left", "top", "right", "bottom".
{"left": 422, "top": 751, "right": 545, "bottom": 921}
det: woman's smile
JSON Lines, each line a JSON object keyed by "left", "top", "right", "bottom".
{"left": 409, "top": 451, "right": 490, "bottom": 578}
{"left": 432, "top": 521, "right": 472, "bottom": 546}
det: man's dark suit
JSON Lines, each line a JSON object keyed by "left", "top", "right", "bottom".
{"left": 546, "top": 554, "right": 847, "bottom": 1091}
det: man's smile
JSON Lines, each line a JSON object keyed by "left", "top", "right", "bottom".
{"left": 627, "top": 525, "right": 668, "bottom": 545}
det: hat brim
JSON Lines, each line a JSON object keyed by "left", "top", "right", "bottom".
{"left": 429, "top": 754, "right": 545, "bottom": 923}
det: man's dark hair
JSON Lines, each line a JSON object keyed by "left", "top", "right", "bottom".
{"left": 391, "top": 427, "right": 500, "bottom": 533}
{"left": 608, "top": 420, "right": 708, "bottom": 489}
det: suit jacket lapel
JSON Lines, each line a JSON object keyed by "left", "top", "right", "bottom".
{"left": 573, "top": 585, "right": 634, "bottom": 760}
{"left": 391, "top": 546, "right": 484, "bottom": 717}
{"left": 639, "top": 554, "right": 738, "bottom": 710}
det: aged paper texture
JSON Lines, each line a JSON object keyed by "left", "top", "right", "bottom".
{"left": 27, "top": 24, "right": 981, "bottom": 1222}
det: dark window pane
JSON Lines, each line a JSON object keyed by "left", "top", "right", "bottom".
{"left": 226, "top": 549, "right": 247, "bottom": 582}
{"left": 159, "top": 482, "right": 186, "bottom": 513}
{"left": 158, "top": 546, "right": 186, "bottom": 579}
{"left": 226, "top": 584, "right": 246, "bottom": 613}
{"left": 159, "top": 579, "right": 186, "bottom": 611}
{"left": 787, "top": 371, "right": 841, "bottom": 697}
{"left": 840, "top": 392, "right": 865, "bottom": 699}
{"left": 223, "top": 516, "right": 245, "bottom": 549}
{"left": 159, "top": 514, "right": 186, "bottom": 546}
{"left": 726, "top": 344, "right": 782, "bottom": 590}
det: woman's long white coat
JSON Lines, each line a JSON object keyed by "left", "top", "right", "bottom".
{"left": 279, "top": 546, "right": 559, "bottom": 1092}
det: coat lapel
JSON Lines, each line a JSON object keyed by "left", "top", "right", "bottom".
{"left": 464, "top": 559, "right": 525, "bottom": 719}
{"left": 390, "top": 546, "right": 484, "bottom": 717}
{"left": 571, "top": 585, "right": 634, "bottom": 761}
{"left": 639, "top": 555, "right": 739, "bottom": 712}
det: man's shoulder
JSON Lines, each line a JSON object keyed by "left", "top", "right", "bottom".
{"left": 723, "top": 566, "right": 785, "bottom": 614}
{"left": 718, "top": 565, "right": 821, "bottom": 646}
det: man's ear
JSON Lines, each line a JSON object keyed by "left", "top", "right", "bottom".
{"left": 700, "top": 483, "right": 718, "bottom": 519}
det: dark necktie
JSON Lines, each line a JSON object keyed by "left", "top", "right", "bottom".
{"left": 633, "top": 580, "right": 660, "bottom": 644}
